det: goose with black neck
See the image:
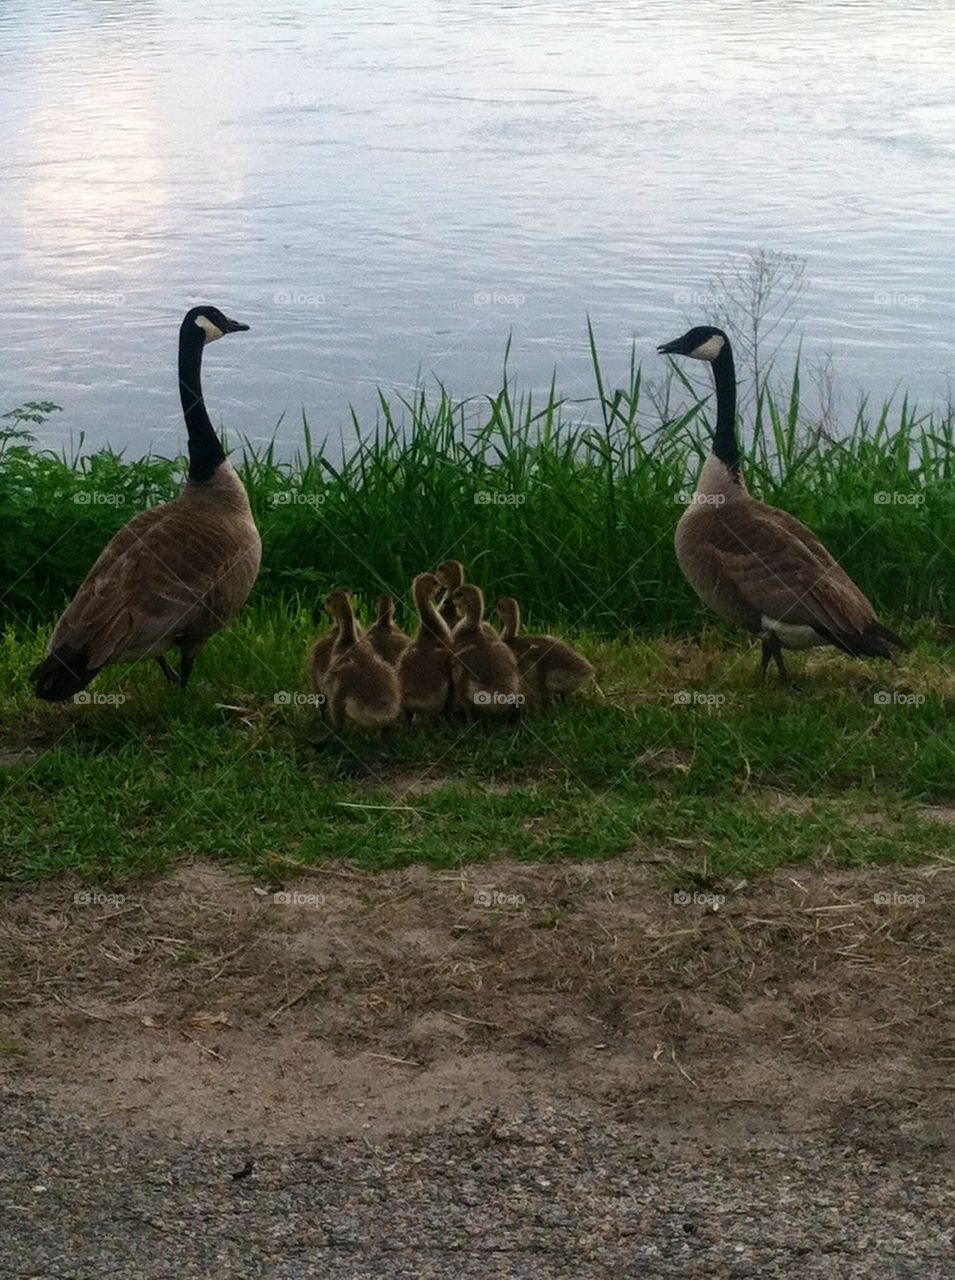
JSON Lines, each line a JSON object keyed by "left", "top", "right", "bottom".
{"left": 658, "top": 325, "right": 905, "bottom": 681}
{"left": 31, "top": 306, "right": 262, "bottom": 701}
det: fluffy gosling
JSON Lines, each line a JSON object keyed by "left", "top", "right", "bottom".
{"left": 323, "top": 589, "right": 400, "bottom": 732}
{"left": 497, "top": 597, "right": 594, "bottom": 706}
{"left": 366, "top": 593, "right": 411, "bottom": 667}
{"left": 436, "top": 560, "right": 496, "bottom": 637}
{"left": 398, "top": 574, "right": 454, "bottom": 724}
{"left": 451, "top": 584, "right": 521, "bottom": 717}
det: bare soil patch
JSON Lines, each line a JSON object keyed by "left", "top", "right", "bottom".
{"left": 2, "top": 856, "right": 954, "bottom": 1145}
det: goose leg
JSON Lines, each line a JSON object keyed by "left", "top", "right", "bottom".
{"left": 156, "top": 655, "right": 179, "bottom": 686}
{"left": 177, "top": 641, "right": 202, "bottom": 689}
{"left": 760, "top": 634, "right": 789, "bottom": 683}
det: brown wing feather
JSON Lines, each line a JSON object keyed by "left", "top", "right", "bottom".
{"left": 49, "top": 497, "right": 260, "bottom": 668}
{"left": 708, "top": 502, "right": 875, "bottom": 636}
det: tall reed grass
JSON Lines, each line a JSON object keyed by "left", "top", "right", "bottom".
{"left": 1, "top": 336, "right": 951, "bottom": 632}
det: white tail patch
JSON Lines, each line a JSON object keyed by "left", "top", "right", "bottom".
{"left": 761, "top": 617, "right": 828, "bottom": 650}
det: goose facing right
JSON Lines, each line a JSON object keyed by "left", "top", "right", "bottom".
{"left": 658, "top": 325, "right": 905, "bottom": 680}
{"left": 31, "top": 306, "right": 261, "bottom": 700}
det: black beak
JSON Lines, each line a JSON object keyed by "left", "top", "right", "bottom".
{"left": 657, "top": 338, "right": 684, "bottom": 355}
{"left": 223, "top": 317, "right": 250, "bottom": 333}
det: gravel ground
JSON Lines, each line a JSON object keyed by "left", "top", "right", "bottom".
{"left": 5, "top": 860, "right": 955, "bottom": 1277}
{"left": 5, "top": 1091, "right": 954, "bottom": 1280}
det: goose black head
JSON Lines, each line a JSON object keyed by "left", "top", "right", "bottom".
{"left": 184, "top": 305, "right": 250, "bottom": 344}
{"left": 657, "top": 326, "right": 728, "bottom": 362}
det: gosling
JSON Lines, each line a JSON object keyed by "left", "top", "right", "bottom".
{"left": 366, "top": 593, "right": 411, "bottom": 667}
{"left": 497, "top": 597, "right": 594, "bottom": 706}
{"left": 322, "top": 589, "right": 400, "bottom": 732}
{"left": 398, "top": 573, "right": 454, "bottom": 724}
{"left": 451, "top": 584, "right": 521, "bottom": 717}
{"left": 436, "top": 560, "right": 496, "bottom": 637}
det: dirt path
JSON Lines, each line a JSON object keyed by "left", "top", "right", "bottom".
{"left": 3, "top": 857, "right": 955, "bottom": 1277}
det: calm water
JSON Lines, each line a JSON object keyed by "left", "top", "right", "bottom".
{"left": 3, "top": 0, "right": 955, "bottom": 457}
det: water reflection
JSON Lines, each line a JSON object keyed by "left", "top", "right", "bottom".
{"left": 1, "top": 0, "right": 954, "bottom": 454}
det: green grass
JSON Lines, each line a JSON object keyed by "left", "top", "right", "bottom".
{"left": 1, "top": 334, "right": 952, "bottom": 630}
{"left": 1, "top": 603, "right": 952, "bottom": 885}
{"left": 2, "top": 336, "right": 953, "bottom": 887}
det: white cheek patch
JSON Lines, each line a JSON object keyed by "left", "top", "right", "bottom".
{"left": 195, "top": 315, "right": 225, "bottom": 342}
{"left": 689, "top": 334, "right": 725, "bottom": 361}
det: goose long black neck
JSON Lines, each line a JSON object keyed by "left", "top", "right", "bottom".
{"left": 710, "top": 343, "right": 740, "bottom": 475}
{"left": 178, "top": 322, "right": 226, "bottom": 483}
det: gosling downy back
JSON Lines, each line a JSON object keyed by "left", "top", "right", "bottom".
{"left": 497, "top": 597, "right": 594, "bottom": 703}
{"left": 658, "top": 325, "right": 905, "bottom": 679}
{"left": 31, "top": 306, "right": 261, "bottom": 701}
{"left": 366, "top": 593, "right": 412, "bottom": 667}
{"left": 309, "top": 613, "right": 366, "bottom": 698}
{"left": 398, "top": 573, "right": 454, "bottom": 721}
{"left": 451, "top": 584, "right": 520, "bottom": 715}
{"left": 323, "top": 589, "right": 400, "bottom": 731}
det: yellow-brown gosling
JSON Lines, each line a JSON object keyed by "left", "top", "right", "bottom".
{"left": 31, "top": 306, "right": 261, "bottom": 700}
{"left": 366, "top": 593, "right": 412, "bottom": 667}
{"left": 436, "top": 560, "right": 496, "bottom": 637}
{"left": 397, "top": 573, "right": 454, "bottom": 724}
{"left": 451, "top": 584, "right": 521, "bottom": 717}
{"left": 323, "top": 589, "right": 400, "bottom": 732}
{"left": 497, "top": 597, "right": 594, "bottom": 706}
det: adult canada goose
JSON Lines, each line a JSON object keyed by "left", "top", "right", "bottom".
{"left": 366, "top": 593, "right": 411, "bottom": 667}
{"left": 658, "top": 325, "right": 905, "bottom": 679}
{"left": 451, "top": 584, "right": 521, "bottom": 716}
{"left": 436, "top": 560, "right": 496, "bottom": 637}
{"left": 497, "top": 597, "right": 594, "bottom": 705}
{"left": 323, "top": 589, "right": 400, "bottom": 732}
{"left": 31, "top": 306, "right": 261, "bottom": 701}
{"left": 398, "top": 573, "right": 454, "bottom": 724}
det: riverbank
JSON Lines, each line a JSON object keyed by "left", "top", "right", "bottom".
{"left": 1, "top": 614, "right": 952, "bottom": 882}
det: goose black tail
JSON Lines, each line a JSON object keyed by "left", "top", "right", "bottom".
{"left": 30, "top": 650, "right": 101, "bottom": 702}
{"left": 867, "top": 621, "right": 908, "bottom": 654}
{"left": 821, "top": 622, "right": 907, "bottom": 659}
